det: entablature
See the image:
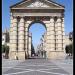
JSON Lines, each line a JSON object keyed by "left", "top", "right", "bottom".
{"left": 11, "top": 9, "right": 64, "bottom": 13}
{"left": 12, "top": 13, "right": 64, "bottom": 17}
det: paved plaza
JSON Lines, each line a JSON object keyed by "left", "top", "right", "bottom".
{"left": 2, "top": 57, "right": 73, "bottom": 75}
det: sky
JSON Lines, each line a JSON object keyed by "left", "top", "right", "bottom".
{"left": 2, "top": 0, "right": 73, "bottom": 49}
{"left": 29, "top": 23, "right": 46, "bottom": 49}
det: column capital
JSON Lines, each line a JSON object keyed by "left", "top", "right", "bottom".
{"left": 20, "top": 17, "right": 25, "bottom": 23}
{"left": 62, "top": 18, "right": 64, "bottom": 22}
{"left": 10, "top": 13, "right": 13, "bottom": 16}
{"left": 13, "top": 16, "right": 18, "bottom": 18}
{"left": 50, "top": 17, "right": 54, "bottom": 22}
{"left": 10, "top": 15, "right": 14, "bottom": 19}
{"left": 57, "top": 17, "right": 62, "bottom": 22}
{"left": 13, "top": 17, "right": 17, "bottom": 23}
{"left": 10, "top": 16, "right": 14, "bottom": 23}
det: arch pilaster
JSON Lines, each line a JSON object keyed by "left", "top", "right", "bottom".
{"left": 9, "top": 16, "right": 18, "bottom": 59}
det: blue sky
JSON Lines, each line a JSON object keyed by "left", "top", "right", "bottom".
{"left": 29, "top": 23, "right": 46, "bottom": 49}
{"left": 2, "top": 0, "right": 73, "bottom": 48}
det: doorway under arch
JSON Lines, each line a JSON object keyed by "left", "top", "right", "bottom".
{"left": 28, "top": 21, "right": 47, "bottom": 58}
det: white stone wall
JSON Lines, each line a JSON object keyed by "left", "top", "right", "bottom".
{"left": 28, "top": 35, "right": 32, "bottom": 57}
{"left": 11, "top": 17, "right": 17, "bottom": 51}
{"left": 9, "top": 16, "right": 65, "bottom": 59}
{"left": 18, "top": 17, "right": 25, "bottom": 51}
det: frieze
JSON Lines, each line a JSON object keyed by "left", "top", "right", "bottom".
{"left": 13, "top": 13, "right": 62, "bottom": 17}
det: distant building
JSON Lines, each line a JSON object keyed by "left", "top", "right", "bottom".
{"left": 2, "top": 32, "right": 6, "bottom": 45}
{"left": 65, "top": 32, "right": 73, "bottom": 46}
{"left": 69, "top": 32, "right": 73, "bottom": 41}
{"left": 36, "top": 33, "right": 47, "bottom": 58}
{"left": 2, "top": 29, "right": 10, "bottom": 46}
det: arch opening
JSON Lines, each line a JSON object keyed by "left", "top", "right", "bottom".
{"left": 28, "top": 21, "right": 47, "bottom": 58}
{"left": 28, "top": 20, "right": 47, "bottom": 30}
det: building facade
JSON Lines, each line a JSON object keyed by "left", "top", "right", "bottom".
{"left": 2, "top": 29, "right": 9, "bottom": 46}
{"left": 2, "top": 33, "right": 6, "bottom": 45}
{"left": 9, "top": 0, "right": 65, "bottom": 60}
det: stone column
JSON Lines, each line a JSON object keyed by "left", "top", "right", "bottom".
{"left": 9, "top": 16, "right": 18, "bottom": 59}
{"left": 18, "top": 17, "right": 25, "bottom": 60}
{"left": 28, "top": 33, "right": 32, "bottom": 57}
{"left": 10, "top": 16, "right": 13, "bottom": 51}
{"left": 56, "top": 17, "right": 62, "bottom": 51}
{"left": 25, "top": 22, "right": 29, "bottom": 58}
{"left": 55, "top": 17, "right": 65, "bottom": 58}
{"left": 62, "top": 18, "right": 65, "bottom": 53}
{"left": 46, "top": 17, "right": 55, "bottom": 58}
{"left": 9, "top": 15, "right": 13, "bottom": 59}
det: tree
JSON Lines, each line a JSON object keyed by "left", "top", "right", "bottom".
{"left": 2, "top": 45, "right": 5, "bottom": 53}
{"left": 65, "top": 44, "right": 73, "bottom": 56}
{"left": 69, "top": 44, "right": 73, "bottom": 55}
{"left": 65, "top": 45, "right": 69, "bottom": 54}
{"left": 5, "top": 45, "right": 9, "bottom": 59}
{"left": 2, "top": 44, "right": 9, "bottom": 59}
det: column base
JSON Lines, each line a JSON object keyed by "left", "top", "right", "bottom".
{"left": 46, "top": 51, "right": 66, "bottom": 59}
{"left": 9, "top": 51, "right": 25, "bottom": 60}
{"left": 28, "top": 51, "right": 31, "bottom": 57}
{"left": 18, "top": 51, "right": 25, "bottom": 60}
{"left": 25, "top": 51, "right": 29, "bottom": 59}
{"left": 9, "top": 51, "right": 16, "bottom": 60}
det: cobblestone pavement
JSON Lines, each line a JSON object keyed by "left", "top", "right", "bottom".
{"left": 2, "top": 58, "right": 72, "bottom": 75}
{"left": 2, "top": 59, "right": 24, "bottom": 73}
{"left": 50, "top": 59, "right": 73, "bottom": 75}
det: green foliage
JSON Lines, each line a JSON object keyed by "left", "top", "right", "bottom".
{"left": 65, "top": 43, "right": 73, "bottom": 55}
{"left": 5, "top": 46, "right": 9, "bottom": 54}
{"left": 2, "top": 45, "right": 5, "bottom": 53}
{"left": 69, "top": 44, "right": 73, "bottom": 54}
{"left": 2, "top": 44, "right": 9, "bottom": 59}
{"left": 65, "top": 45, "right": 69, "bottom": 53}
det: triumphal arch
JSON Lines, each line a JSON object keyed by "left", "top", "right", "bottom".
{"left": 9, "top": 0, "right": 65, "bottom": 60}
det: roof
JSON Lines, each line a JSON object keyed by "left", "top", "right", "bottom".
{"left": 10, "top": 0, "right": 65, "bottom": 9}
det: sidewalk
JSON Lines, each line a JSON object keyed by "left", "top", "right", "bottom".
{"left": 50, "top": 58, "right": 73, "bottom": 75}
{"left": 2, "top": 58, "right": 24, "bottom": 73}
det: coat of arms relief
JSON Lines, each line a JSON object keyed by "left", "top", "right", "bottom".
{"left": 27, "top": 1, "right": 50, "bottom": 7}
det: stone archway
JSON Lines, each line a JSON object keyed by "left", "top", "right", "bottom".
{"left": 28, "top": 20, "right": 47, "bottom": 58}
{"left": 9, "top": 0, "right": 65, "bottom": 60}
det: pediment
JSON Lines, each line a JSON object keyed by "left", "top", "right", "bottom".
{"left": 10, "top": 0, "right": 64, "bottom": 9}
{"left": 27, "top": 1, "right": 50, "bottom": 8}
